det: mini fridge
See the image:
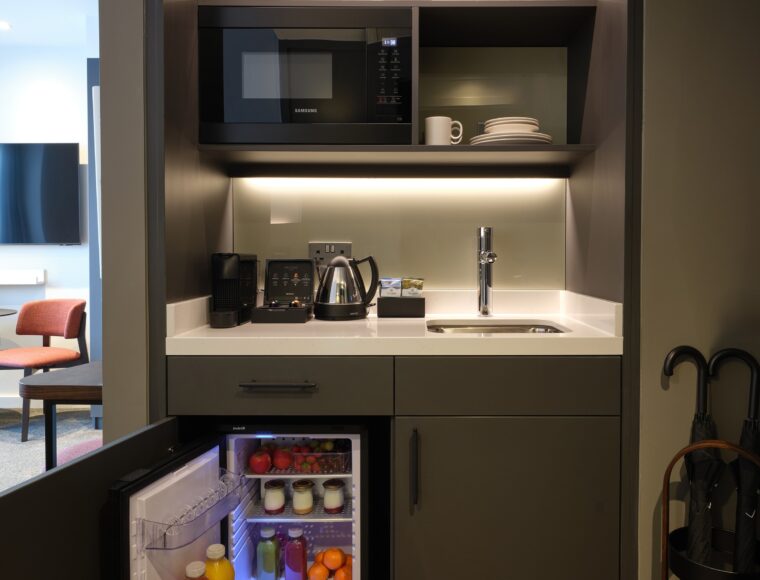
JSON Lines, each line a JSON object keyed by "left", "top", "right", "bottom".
{"left": 103, "top": 419, "right": 388, "bottom": 580}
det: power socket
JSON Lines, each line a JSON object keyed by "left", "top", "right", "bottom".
{"left": 309, "top": 242, "right": 352, "bottom": 269}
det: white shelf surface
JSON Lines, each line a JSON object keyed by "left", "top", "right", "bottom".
{"left": 246, "top": 498, "right": 354, "bottom": 524}
{"left": 245, "top": 471, "right": 353, "bottom": 480}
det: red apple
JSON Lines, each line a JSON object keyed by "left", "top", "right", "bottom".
{"left": 273, "top": 448, "right": 293, "bottom": 470}
{"left": 249, "top": 451, "right": 272, "bottom": 474}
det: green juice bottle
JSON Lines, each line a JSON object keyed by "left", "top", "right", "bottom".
{"left": 256, "top": 527, "right": 281, "bottom": 580}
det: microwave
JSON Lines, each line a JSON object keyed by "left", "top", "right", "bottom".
{"left": 198, "top": 7, "right": 412, "bottom": 145}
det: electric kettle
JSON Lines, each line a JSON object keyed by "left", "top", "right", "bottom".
{"left": 314, "top": 255, "right": 379, "bottom": 320}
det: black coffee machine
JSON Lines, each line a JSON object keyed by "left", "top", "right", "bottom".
{"left": 210, "top": 253, "right": 257, "bottom": 328}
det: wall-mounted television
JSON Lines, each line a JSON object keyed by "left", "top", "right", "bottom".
{"left": 0, "top": 143, "right": 81, "bottom": 244}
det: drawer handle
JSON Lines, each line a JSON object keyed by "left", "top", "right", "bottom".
{"left": 410, "top": 428, "right": 420, "bottom": 512}
{"left": 239, "top": 380, "right": 318, "bottom": 392}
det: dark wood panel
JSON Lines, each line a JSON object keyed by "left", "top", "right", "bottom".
{"left": 565, "top": 0, "right": 628, "bottom": 303}
{"left": 395, "top": 356, "right": 621, "bottom": 415}
{"left": 0, "top": 418, "right": 179, "bottom": 578}
{"left": 164, "top": 0, "right": 232, "bottom": 302}
{"left": 621, "top": 0, "right": 642, "bottom": 578}
{"left": 394, "top": 416, "right": 620, "bottom": 580}
{"left": 168, "top": 356, "right": 394, "bottom": 415}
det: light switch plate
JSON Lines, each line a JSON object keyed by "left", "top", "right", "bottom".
{"left": 309, "top": 242, "right": 352, "bottom": 268}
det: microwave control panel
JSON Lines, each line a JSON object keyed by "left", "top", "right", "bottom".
{"left": 368, "top": 28, "right": 412, "bottom": 124}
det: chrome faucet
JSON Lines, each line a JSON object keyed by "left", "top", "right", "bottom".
{"left": 478, "top": 227, "right": 497, "bottom": 316}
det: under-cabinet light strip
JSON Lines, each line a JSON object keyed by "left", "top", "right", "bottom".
{"left": 240, "top": 177, "right": 562, "bottom": 198}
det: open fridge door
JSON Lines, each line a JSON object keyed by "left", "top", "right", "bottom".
{"left": 117, "top": 441, "right": 245, "bottom": 580}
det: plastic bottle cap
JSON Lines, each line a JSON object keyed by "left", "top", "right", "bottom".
{"left": 185, "top": 561, "right": 206, "bottom": 578}
{"left": 260, "top": 527, "right": 276, "bottom": 539}
{"left": 288, "top": 528, "right": 303, "bottom": 538}
{"left": 206, "top": 544, "right": 226, "bottom": 560}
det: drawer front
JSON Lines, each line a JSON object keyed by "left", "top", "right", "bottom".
{"left": 395, "top": 356, "right": 621, "bottom": 415}
{"left": 168, "top": 356, "right": 393, "bottom": 415}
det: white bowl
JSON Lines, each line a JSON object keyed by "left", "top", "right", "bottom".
{"left": 485, "top": 123, "right": 540, "bottom": 134}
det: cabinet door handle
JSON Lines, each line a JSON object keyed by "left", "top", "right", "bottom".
{"left": 238, "top": 380, "right": 318, "bottom": 392}
{"left": 410, "top": 428, "right": 420, "bottom": 511}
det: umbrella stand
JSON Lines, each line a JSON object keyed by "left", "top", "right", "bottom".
{"left": 664, "top": 346, "right": 724, "bottom": 564}
{"left": 709, "top": 348, "right": 760, "bottom": 574}
{"left": 662, "top": 440, "right": 760, "bottom": 580}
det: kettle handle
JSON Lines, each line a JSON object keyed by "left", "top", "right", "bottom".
{"left": 355, "top": 256, "right": 379, "bottom": 306}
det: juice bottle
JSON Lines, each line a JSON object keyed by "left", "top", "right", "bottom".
{"left": 205, "top": 544, "right": 235, "bottom": 580}
{"left": 284, "top": 528, "right": 308, "bottom": 580}
{"left": 185, "top": 561, "right": 208, "bottom": 579}
{"left": 256, "top": 527, "right": 281, "bottom": 580}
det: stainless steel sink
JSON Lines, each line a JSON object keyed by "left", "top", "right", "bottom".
{"left": 426, "top": 319, "right": 567, "bottom": 334}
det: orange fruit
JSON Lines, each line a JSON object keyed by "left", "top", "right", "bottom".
{"left": 344, "top": 555, "right": 353, "bottom": 569}
{"left": 322, "top": 548, "right": 346, "bottom": 571}
{"left": 308, "top": 562, "right": 330, "bottom": 580}
{"left": 315, "top": 551, "right": 325, "bottom": 564}
{"left": 335, "top": 565, "right": 352, "bottom": 580}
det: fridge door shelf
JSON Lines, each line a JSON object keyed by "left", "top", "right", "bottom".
{"left": 246, "top": 497, "right": 354, "bottom": 524}
{"left": 141, "top": 469, "right": 245, "bottom": 551}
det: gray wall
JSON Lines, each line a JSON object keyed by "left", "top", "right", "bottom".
{"left": 100, "top": 0, "right": 150, "bottom": 441}
{"left": 638, "top": 1, "right": 760, "bottom": 577}
{"left": 233, "top": 177, "right": 567, "bottom": 289}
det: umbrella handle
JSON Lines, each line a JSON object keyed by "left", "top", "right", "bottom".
{"left": 708, "top": 348, "right": 760, "bottom": 420}
{"left": 664, "top": 346, "right": 710, "bottom": 415}
{"left": 661, "top": 439, "right": 760, "bottom": 580}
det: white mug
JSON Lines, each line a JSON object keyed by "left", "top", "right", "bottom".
{"left": 425, "top": 116, "right": 463, "bottom": 145}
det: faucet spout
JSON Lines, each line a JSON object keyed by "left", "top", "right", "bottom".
{"left": 477, "top": 227, "right": 497, "bottom": 316}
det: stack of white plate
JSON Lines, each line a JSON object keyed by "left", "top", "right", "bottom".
{"left": 470, "top": 117, "right": 553, "bottom": 145}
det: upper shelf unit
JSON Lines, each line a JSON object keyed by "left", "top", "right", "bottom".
{"left": 196, "top": 3, "right": 598, "bottom": 177}
{"left": 418, "top": 5, "right": 596, "bottom": 147}
{"left": 199, "top": 144, "right": 594, "bottom": 177}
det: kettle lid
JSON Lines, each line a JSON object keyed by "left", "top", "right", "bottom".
{"left": 326, "top": 255, "right": 352, "bottom": 268}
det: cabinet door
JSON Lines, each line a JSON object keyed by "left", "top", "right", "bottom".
{"left": 394, "top": 417, "right": 620, "bottom": 580}
{"left": 0, "top": 418, "right": 181, "bottom": 578}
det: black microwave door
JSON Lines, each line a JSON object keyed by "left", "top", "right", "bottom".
{"left": 0, "top": 418, "right": 182, "bottom": 579}
{"left": 223, "top": 28, "right": 366, "bottom": 124}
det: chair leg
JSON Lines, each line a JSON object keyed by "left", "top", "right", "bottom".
{"left": 21, "top": 398, "right": 30, "bottom": 442}
{"left": 20, "top": 368, "right": 34, "bottom": 442}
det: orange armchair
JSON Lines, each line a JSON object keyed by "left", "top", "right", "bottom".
{"left": 0, "top": 299, "right": 89, "bottom": 441}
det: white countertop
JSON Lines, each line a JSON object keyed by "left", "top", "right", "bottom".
{"left": 166, "top": 291, "right": 623, "bottom": 356}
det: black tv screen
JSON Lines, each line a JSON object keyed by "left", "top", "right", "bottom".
{"left": 0, "top": 143, "right": 81, "bottom": 244}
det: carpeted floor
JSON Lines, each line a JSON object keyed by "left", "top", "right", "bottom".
{"left": 0, "top": 409, "right": 102, "bottom": 493}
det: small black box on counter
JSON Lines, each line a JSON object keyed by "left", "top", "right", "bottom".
{"left": 377, "top": 297, "right": 425, "bottom": 318}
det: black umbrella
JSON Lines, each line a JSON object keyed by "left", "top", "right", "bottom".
{"left": 708, "top": 347, "right": 760, "bottom": 574}
{"left": 664, "top": 345, "right": 724, "bottom": 565}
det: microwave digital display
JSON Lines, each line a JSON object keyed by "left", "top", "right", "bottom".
{"left": 382, "top": 37, "right": 398, "bottom": 47}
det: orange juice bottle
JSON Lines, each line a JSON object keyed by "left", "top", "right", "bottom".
{"left": 205, "top": 544, "right": 235, "bottom": 580}
{"left": 185, "top": 561, "right": 208, "bottom": 579}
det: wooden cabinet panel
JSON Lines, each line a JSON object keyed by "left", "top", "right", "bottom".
{"left": 168, "top": 356, "right": 393, "bottom": 415}
{"left": 394, "top": 417, "right": 620, "bottom": 580}
{"left": 395, "top": 356, "right": 621, "bottom": 415}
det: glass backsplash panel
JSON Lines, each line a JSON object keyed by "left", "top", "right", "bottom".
{"left": 233, "top": 177, "right": 565, "bottom": 290}
{"left": 419, "top": 47, "right": 567, "bottom": 144}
